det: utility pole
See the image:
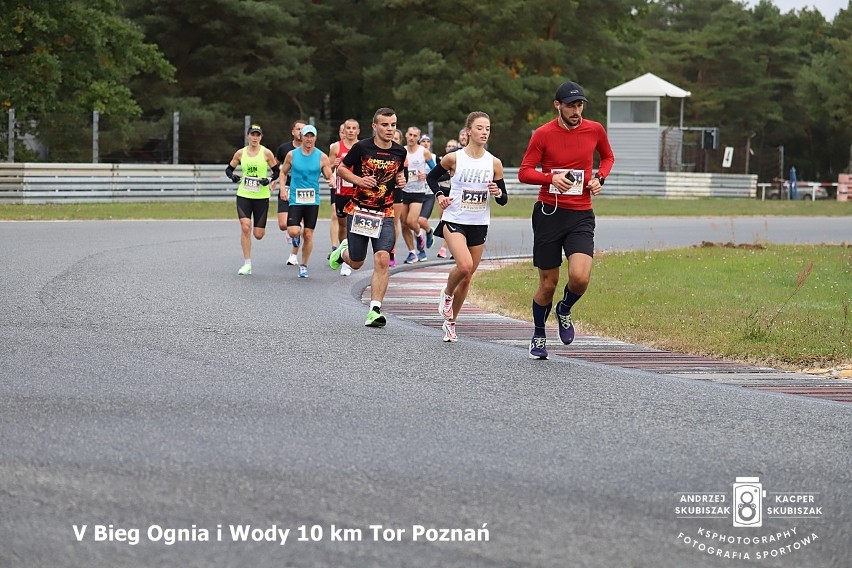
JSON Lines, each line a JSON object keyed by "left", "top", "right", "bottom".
{"left": 6, "top": 108, "right": 14, "bottom": 162}
{"left": 172, "top": 111, "right": 179, "bottom": 164}
{"left": 744, "top": 132, "right": 756, "bottom": 174}
{"left": 92, "top": 110, "right": 99, "bottom": 164}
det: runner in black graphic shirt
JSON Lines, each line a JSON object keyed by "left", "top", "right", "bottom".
{"left": 329, "top": 107, "right": 407, "bottom": 328}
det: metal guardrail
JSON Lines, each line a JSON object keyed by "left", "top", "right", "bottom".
{"left": 0, "top": 163, "right": 758, "bottom": 203}
{"left": 0, "top": 164, "right": 233, "bottom": 203}
{"left": 756, "top": 181, "right": 837, "bottom": 201}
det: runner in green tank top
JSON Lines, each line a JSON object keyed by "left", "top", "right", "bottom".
{"left": 225, "top": 123, "right": 280, "bottom": 275}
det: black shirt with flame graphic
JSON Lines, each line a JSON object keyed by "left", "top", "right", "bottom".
{"left": 341, "top": 138, "right": 407, "bottom": 218}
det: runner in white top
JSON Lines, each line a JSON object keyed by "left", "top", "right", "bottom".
{"left": 390, "top": 128, "right": 405, "bottom": 267}
{"left": 426, "top": 111, "right": 508, "bottom": 342}
{"left": 435, "top": 138, "right": 460, "bottom": 259}
{"left": 400, "top": 126, "right": 435, "bottom": 264}
{"left": 416, "top": 134, "right": 438, "bottom": 256}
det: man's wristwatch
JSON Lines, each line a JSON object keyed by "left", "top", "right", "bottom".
{"left": 595, "top": 174, "right": 606, "bottom": 186}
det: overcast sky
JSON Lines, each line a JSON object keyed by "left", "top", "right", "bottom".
{"left": 745, "top": 0, "right": 848, "bottom": 20}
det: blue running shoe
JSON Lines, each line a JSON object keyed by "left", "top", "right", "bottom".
{"left": 417, "top": 250, "right": 427, "bottom": 262}
{"left": 528, "top": 335, "right": 548, "bottom": 360}
{"left": 404, "top": 252, "right": 418, "bottom": 264}
{"left": 416, "top": 232, "right": 426, "bottom": 252}
{"left": 425, "top": 228, "right": 434, "bottom": 248}
{"left": 298, "top": 264, "right": 309, "bottom": 278}
{"left": 292, "top": 235, "right": 301, "bottom": 248}
{"left": 555, "top": 301, "right": 575, "bottom": 345}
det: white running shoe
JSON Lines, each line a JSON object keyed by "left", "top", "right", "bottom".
{"left": 442, "top": 320, "right": 457, "bottom": 342}
{"left": 439, "top": 288, "right": 454, "bottom": 320}
{"left": 340, "top": 263, "right": 352, "bottom": 276}
{"left": 238, "top": 263, "right": 252, "bottom": 275}
{"left": 287, "top": 253, "right": 298, "bottom": 266}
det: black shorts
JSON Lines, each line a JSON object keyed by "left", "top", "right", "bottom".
{"left": 531, "top": 202, "right": 595, "bottom": 269}
{"left": 236, "top": 196, "right": 269, "bottom": 228}
{"left": 329, "top": 185, "right": 335, "bottom": 204}
{"left": 434, "top": 220, "right": 488, "bottom": 247}
{"left": 287, "top": 204, "right": 320, "bottom": 230}
{"left": 346, "top": 213, "right": 396, "bottom": 262}
{"left": 277, "top": 195, "right": 289, "bottom": 214}
{"left": 401, "top": 192, "right": 427, "bottom": 205}
{"left": 334, "top": 195, "right": 353, "bottom": 218}
{"left": 393, "top": 188, "right": 403, "bottom": 204}
{"left": 420, "top": 193, "right": 436, "bottom": 219}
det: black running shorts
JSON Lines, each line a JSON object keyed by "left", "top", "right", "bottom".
{"left": 236, "top": 196, "right": 269, "bottom": 228}
{"left": 346, "top": 213, "right": 396, "bottom": 262}
{"left": 401, "top": 192, "right": 427, "bottom": 205}
{"left": 287, "top": 204, "right": 320, "bottom": 230}
{"left": 531, "top": 202, "right": 595, "bottom": 269}
{"left": 420, "top": 193, "right": 436, "bottom": 219}
{"left": 434, "top": 220, "right": 488, "bottom": 247}
{"left": 334, "top": 195, "right": 352, "bottom": 218}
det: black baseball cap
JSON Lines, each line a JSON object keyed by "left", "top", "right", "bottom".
{"left": 555, "top": 81, "right": 588, "bottom": 104}
{"left": 247, "top": 124, "right": 263, "bottom": 135}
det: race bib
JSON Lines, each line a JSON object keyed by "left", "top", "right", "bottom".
{"left": 244, "top": 176, "right": 261, "bottom": 193}
{"left": 460, "top": 188, "right": 488, "bottom": 211}
{"left": 294, "top": 188, "right": 316, "bottom": 204}
{"left": 405, "top": 170, "right": 427, "bottom": 193}
{"left": 549, "top": 169, "right": 584, "bottom": 195}
{"left": 350, "top": 207, "right": 384, "bottom": 239}
{"left": 335, "top": 174, "right": 354, "bottom": 193}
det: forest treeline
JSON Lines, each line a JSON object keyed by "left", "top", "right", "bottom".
{"left": 1, "top": 0, "right": 850, "bottom": 179}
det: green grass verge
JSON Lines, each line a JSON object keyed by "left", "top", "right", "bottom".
{"left": 470, "top": 244, "right": 852, "bottom": 371}
{"left": 0, "top": 196, "right": 849, "bottom": 220}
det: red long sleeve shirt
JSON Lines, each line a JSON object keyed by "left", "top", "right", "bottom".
{"left": 518, "top": 118, "right": 615, "bottom": 211}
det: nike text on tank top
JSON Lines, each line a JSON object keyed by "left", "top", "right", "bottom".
{"left": 442, "top": 148, "right": 494, "bottom": 225}
{"left": 335, "top": 140, "right": 355, "bottom": 197}
{"left": 288, "top": 148, "right": 322, "bottom": 206}
{"left": 403, "top": 145, "right": 428, "bottom": 193}
{"left": 236, "top": 146, "right": 270, "bottom": 199}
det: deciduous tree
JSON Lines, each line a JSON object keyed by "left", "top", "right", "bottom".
{"left": 0, "top": 0, "right": 173, "bottom": 160}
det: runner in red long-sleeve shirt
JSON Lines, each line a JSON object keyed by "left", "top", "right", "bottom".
{"left": 518, "top": 81, "right": 615, "bottom": 360}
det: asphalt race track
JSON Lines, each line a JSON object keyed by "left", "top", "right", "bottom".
{"left": 1, "top": 217, "right": 850, "bottom": 567}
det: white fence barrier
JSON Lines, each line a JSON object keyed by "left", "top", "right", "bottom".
{"left": 0, "top": 163, "right": 757, "bottom": 203}
{"left": 0, "top": 163, "right": 232, "bottom": 203}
